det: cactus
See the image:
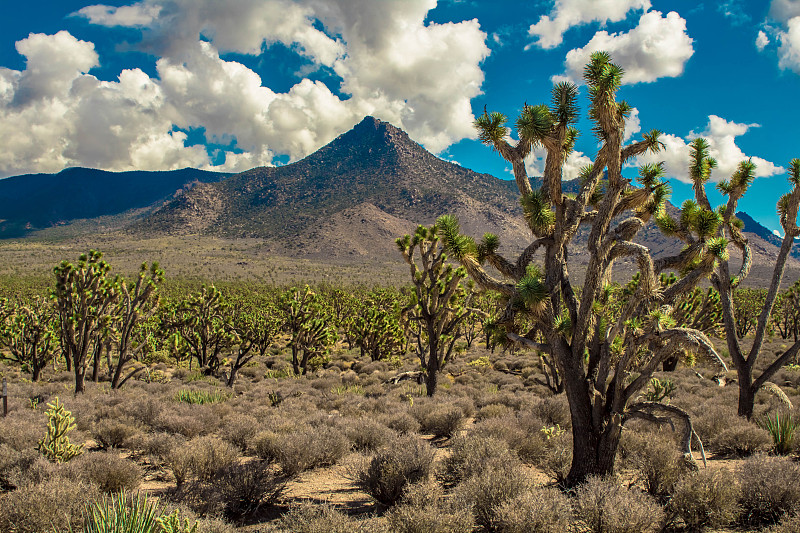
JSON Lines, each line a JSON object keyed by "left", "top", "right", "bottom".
{"left": 36, "top": 396, "right": 84, "bottom": 463}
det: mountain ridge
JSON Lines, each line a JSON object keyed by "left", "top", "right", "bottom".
{"left": 0, "top": 116, "right": 793, "bottom": 272}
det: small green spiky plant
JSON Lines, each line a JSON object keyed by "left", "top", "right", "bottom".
{"left": 759, "top": 411, "right": 799, "bottom": 455}
{"left": 36, "top": 396, "right": 83, "bottom": 463}
{"left": 156, "top": 509, "right": 198, "bottom": 533}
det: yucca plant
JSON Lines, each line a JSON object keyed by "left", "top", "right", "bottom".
{"left": 83, "top": 492, "right": 160, "bottom": 533}
{"left": 174, "top": 388, "right": 230, "bottom": 404}
{"left": 759, "top": 411, "right": 799, "bottom": 455}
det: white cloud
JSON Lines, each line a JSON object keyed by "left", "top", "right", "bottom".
{"left": 0, "top": 31, "right": 212, "bottom": 177}
{"left": 624, "top": 107, "right": 641, "bottom": 142}
{"left": 76, "top": 4, "right": 161, "bottom": 27}
{"left": 756, "top": 30, "right": 770, "bottom": 51}
{"left": 1, "top": 0, "right": 490, "bottom": 177}
{"left": 636, "top": 115, "right": 785, "bottom": 183}
{"left": 778, "top": 16, "right": 800, "bottom": 73}
{"left": 524, "top": 147, "right": 592, "bottom": 181}
{"left": 556, "top": 11, "right": 694, "bottom": 85}
{"left": 527, "top": 0, "right": 651, "bottom": 49}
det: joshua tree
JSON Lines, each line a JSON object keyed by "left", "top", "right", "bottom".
{"left": 110, "top": 262, "right": 165, "bottom": 389}
{"left": 52, "top": 250, "right": 119, "bottom": 394}
{"left": 168, "top": 285, "right": 235, "bottom": 374}
{"left": 281, "top": 286, "right": 337, "bottom": 375}
{"left": 0, "top": 297, "right": 58, "bottom": 381}
{"left": 397, "top": 223, "right": 474, "bottom": 396}
{"left": 440, "top": 52, "right": 731, "bottom": 485}
{"left": 226, "top": 302, "right": 281, "bottom": 387}
{"left": 708, "top": 158, "right": 800, "bottom": 418}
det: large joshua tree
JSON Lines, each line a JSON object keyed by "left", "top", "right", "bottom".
{"left": 439, "top": 52, "right": 733, "bottom": 485}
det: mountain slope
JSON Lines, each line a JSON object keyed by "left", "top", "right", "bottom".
{"left": 0, "top": 167, "right": 231, "bottom": 237}
{"left": 140, "top": 116, "right": 531, "bottom": 257}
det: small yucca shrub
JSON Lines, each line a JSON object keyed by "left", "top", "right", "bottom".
{"left": 759, "top": 411, "right": 798, "bottom": 455}
{"left": 83, "top": 492, "right": 161, "bottom": 533}
{"left": 174, "top": 389, "right": 230, "bottom": 405}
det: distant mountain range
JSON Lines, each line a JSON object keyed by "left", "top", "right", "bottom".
{"left": 0, "top": 116, "right": 793, "bottom": 268}
{"left": 0, "top": 167, "right": 230, "bottom": 238}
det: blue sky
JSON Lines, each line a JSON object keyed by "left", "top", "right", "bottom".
{"left": 1, "top": 1, "right": 799, "bottom": 232}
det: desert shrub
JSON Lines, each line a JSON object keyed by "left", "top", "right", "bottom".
{"left": 0, "top": 476, "right": 101, "bottom": 533}
{"left": 572, "top": 476, "right": 664, "bottom": 533}
{"left": 439, "top": 435, "right": 518, "bottom": 486}
{"left": 126, "top": 397, "right": 164, "bottom": 428}
{"left": 252, "top": 424, "right": 350, "bottom": 476}
{"left": 412, "top": 402, "right": 465, "bottom": 438}
{"left": 768, "top": 513, "right": 800, "bottom": 533}
{"left": 167, "top": 435, "right": 239, "bottom": 487}
{"left": 620, "top": 430, "right": 688, "bottom": 500}
{"left": 198, "top": 461, "right": 287, "bottom": 519}
{"left": 710, "top": 424, "right": 772, "bottom": 457}
{"left": 68, "top": 451, "right": 142, "bottom": 493}
{"left": 668, "top": 468, "right": 740, "bottom": 530}
{"left": 471, "top": 416, "right": 528, "bottom": 453}
{"left": 693, "top": 402, "right": 740, "bottom": 444}
{"left": 355, "top": 434, "right": 436, "bottom": 505}
{"left": 381, "top": 412, "right": 421, "bottom": 434}
{"left": 453, "top": 462, "right": 536, "bottom": 530}
{"left": 387, "top": 480, "right": 474, "bottom": 533}
{"left": 494, "top": 487, "right": 573, "bottom": 533}
{"left": 129, "top": 431, "right": 184, "bottom": 461}
{"left": 278, "top": 502, "right": 360, "bottom": 533}
{"left": 474, "top": 403, "right": 513, "bottom": 421}
{"left": 531, "top": 395, "right": 571, "bottom": 429}
{"left": 220, "top": 413, "right": 258, "bottom": 452}
{"left": 343, "top": 418, "right": 394, "bottom": 452}
{"left": 738, "top": 454, "right": 800, "bottom": 526}
{"left": 0, "top": 443, "right": 37, "bottom": 490}
{"left": 0, "top": 411, "right": 45, "bottom": 450}
{"left": 92, "top": 417, "right": 141, "bottom": 449}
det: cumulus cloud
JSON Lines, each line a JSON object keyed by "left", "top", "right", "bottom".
{"left": 756, "top": 30, "right": 770, "bottom": 51}
{"left": 555, "top": 10, "right": 694, "bottom": 85}
{"left": 636, "top": 115, "right": 784, "bottom": 183}
{"left": 778, "top": 16, "right": 800, "bottom": 73}
{"left": 527, "top": 0, "right": 651, "bottom": 49}
{"left": 0, "top": 0, "right": 490, "bottom": 177}
{"left": 0, "top": 31, "right": 211, "bottom": 177}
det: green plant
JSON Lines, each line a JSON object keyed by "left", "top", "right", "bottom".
{"left": 397, "top": 223, "right": 476, "bottom": 396}
{"left": 643, "top": 377, "right": 676, "bottom": 403}
{"left": 759, "top": 411, "right": 799, "bottom": 455}
{"left": 174, "top": 389, "right": 230, "bottom": 405}
{"left": 156, "top": 510, "right": 198, "bottom": 533}
{"left": 83, "top": 492, "right": 161, "bottom": 533}
{"left": 36, "top": 397, "right": 84, "bottom": 463}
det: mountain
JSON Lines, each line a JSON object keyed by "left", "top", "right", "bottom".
{"left": 0, "top": 116, "right": 794, "bottom": 281}
{"left": 0, "top": 167, "right": 231, "bottom": 237}
{"left": 138, "top": 116, "right": 532, "bottom": 258}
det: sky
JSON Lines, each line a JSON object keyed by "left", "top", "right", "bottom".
{"left": 0, "top": 0, "right": 799, "bottom": 233}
